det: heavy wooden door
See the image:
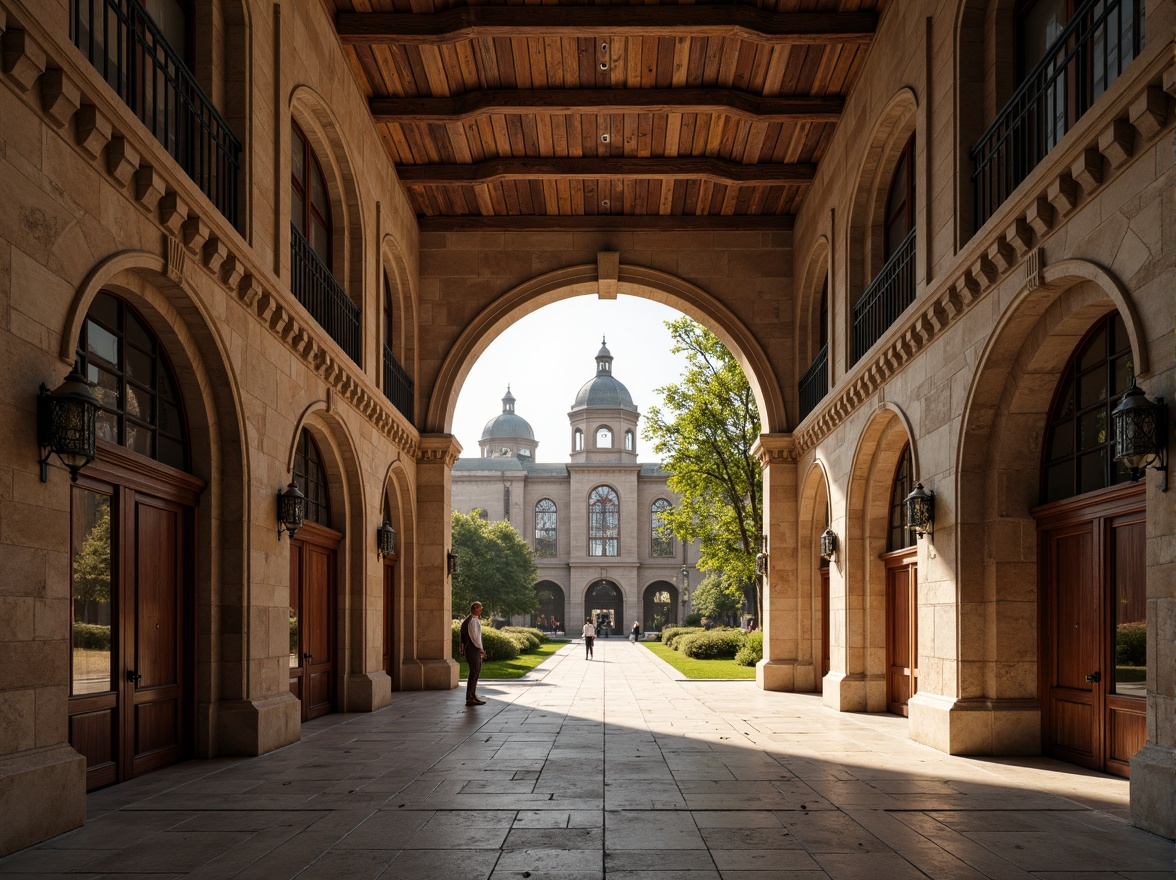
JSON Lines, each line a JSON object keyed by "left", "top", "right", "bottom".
{"left": 1036, "top": 484, "right": 1146, "bottom": 777}
{"left": 383, "top": 556, "right": 396, "bottom": 687}
{"left": 289, "top": 522, "right": 339, "bottom": 721}
{"left": 885, "top": 549, "right": 918, "bottom": 716}
{"left": 820, "top": 565, "right": 830, "bottom": 680}
{"left": 68, "top": 448, "right": 199, "bottom": 791}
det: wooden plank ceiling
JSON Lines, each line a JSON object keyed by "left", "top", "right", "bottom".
{"left": 332, "top": 1, "right": 884, "bottom": 229}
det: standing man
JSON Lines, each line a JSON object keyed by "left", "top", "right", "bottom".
{"left": 460, "top": 602, "right": 487, "bottom": 706}
{"left": 581, "top": 617, "right": 596, "bottom": 659}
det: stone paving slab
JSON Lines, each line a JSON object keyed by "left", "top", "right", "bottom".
{"left": 1, "top": 638, "right": 1172, "bottom": 879}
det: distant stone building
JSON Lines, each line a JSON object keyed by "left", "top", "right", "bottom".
{"left": 452, "top": 342, "right": 699, "bottom": 634}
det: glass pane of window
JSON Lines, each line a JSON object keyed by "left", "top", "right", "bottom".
{"left": 311, "top": 162, "right": 329, "bottom": 218}
{"left": 1044, "top": 461, "right": 1071, "bottom": 503}
{"left": 157, "top": 436, "right": 185, "bottom": 471}
{"left": 1047, "top": 424, "right": 1074, "bottom": 461}
{"left": 1078, "top": 368, "right": 1107, "bottom": 409}
{"left": 124, "top": 309, "right": 154, "bottom": 354}
{"left": 289, "top": 576, "right": 301, "bottom": 669}
{"left": 292, "top": 129, "right": 305, "bottom": 188}
{"left": 88, "top": 292, "right": 119, "bottom": 331}
{"left": 96, "top": 410, "right": 118, "bottom": 444}
{"left": 1078, "top": 450, "right": 1107, "bottom": 494}
{"left": 1112, "top": 521, "right": 1146, "bottom": 697}
{"left": 87, "top": 321, "right": 119, "bottom": 367}
{"left": 125, "top": 385, "right": 153, "bottom": 422}
{"left": 159, "top": 401, "right": 182, "bottom": 438}
{"left": 89, "top": 366, "right": 121, "bottom": 414}
{"left": 1020, "top": 0, "right": 1067, "bottom": 75}
{"left": 291, "top": 191, "right": 305, "bottom": 232}
{"left": 311, "top": 218, "right": 330, "bottom": 265}
{"left": 1078, "top": 325, "right": 1106, "bottom": 371}
{"left": 72, "top": 488, "right": 113, "bottom": 696}
{"left": 1077, "top": 408, "right": 1106, "bottom": 451}
{"left": 1112, "top": 355, "right": 1134, "bottom": 396}
{"left": 125, "top": 422, "right": 152, "bottom": 457}
{"left": 125, "top": 345, "right": 154, "bottom": 386}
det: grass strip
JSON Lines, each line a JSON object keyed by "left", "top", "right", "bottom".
{"left": 458, "top": 640, "right": 567, "bottom": 680}
{"left": 639, "top": 640, "right": 757, "bottom": 679}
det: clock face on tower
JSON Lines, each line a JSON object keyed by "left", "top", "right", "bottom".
{"left": 596, "top": 427, "right": 612, "bottom": 448}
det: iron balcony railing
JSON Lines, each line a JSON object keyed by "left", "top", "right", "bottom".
{"left": 852, "top": 229, "right": 916, "bottom": 364}
{"left": 382, "top": 343, "right": 414, "bottom": 424}
{"left": 971, "top": 0, "right": 1143, "bottom": 230}
{"left": 798, "top": 343, "right": 828, "bottom": 422}
{"left": 291, "top": 225, "right": 362, "bottom": 364}
{"left": 71, "top": 0, "right": 242, "bottom": 226}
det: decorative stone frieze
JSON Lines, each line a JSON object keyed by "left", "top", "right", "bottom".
{"left": 220, "top": 254, "right": 243, "bottom": 290}
{"left": 106, "top": 136, "right": 140, "bottom": 186}
{"left": 201, "top": 236, "right": 228, "bottom": 274}
{"left": 1025, "top": 196, "right": 1054, "bottom": 236}
{"left": 1070, "top": 147, "right": 1103, "bottom": 194}
{"left": 39, "top": 68, "right": 79, "bottom": 128}
{"left": 1, "top": 27, "right": 45, "bottom": 92}
{"left": 181, "top": 215, "right": 210, "bottom": 253}
{"left": 417, "top": 435, "right": 462, "bottom": 468}
{"left": 753, "top": 433, "right": 797, "bottom": 468}
{"left": 74, "top": 104, "right": 111, "bottom": 159}
{"left": 1097, "top": 118, "right": 1134, "bottom": 168}
{"left": 134, "top": 165, "right": 166, "bottom": 211}
{"left": 1025, "top": 248, "right": 1044, "bottom": 292}
{"left": 157, "top": 192, "right": 189, "bottom": 234}
{"left": 164, "top": 234, "right": 186, "bottom": 285}
{"left": 1128, "top": 87, "right": 1167, "bottom": 140}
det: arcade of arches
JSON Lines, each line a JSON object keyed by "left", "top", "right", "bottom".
{"left": 0, "top": 0, "right": 1173, "bottom": 857}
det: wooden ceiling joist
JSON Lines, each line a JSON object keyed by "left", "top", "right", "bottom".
{"left": 397, "top": 157, "right": 816, "bottom": 187}
{"left": 418, "top": 214, "right": 796, "bottom": 232}
{"left": 372, "top": 89, "right": 844, "bottom": 125}
{"left": 336, "top": 8, "right": 877, "bottom": 46}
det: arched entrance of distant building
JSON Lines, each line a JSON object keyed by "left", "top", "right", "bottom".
{"left": 585, "top": 580, "right": 623, "bottom": 637}
{"left": 642, "top": 582, "right": 678, "bottom": 631}
{"left": 536, "top": 581, "right": 566, "bottom": 633}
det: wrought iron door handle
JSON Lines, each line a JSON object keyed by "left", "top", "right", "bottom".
{"left": 302, "top": 652, "right": 312, "bottom": 663}
{"left": 1084, "top": 671, "right": 1101, "bottom": 683}
{"left": 126, "top": 670, "right": 143, "bottom": 685}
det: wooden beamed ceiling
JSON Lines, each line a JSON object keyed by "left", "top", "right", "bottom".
{"left": 331, "top": 1, "right": 883, "bottom": 229}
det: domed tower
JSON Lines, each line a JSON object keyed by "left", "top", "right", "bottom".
{"left": 569, "top": 338, "right": 640, "bottom": 463}
{"left": 478, "top": 386, "right": 538, "bottom": 460}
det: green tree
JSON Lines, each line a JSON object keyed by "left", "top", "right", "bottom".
{"left": 451, "top": 509, "right": 539, "bottom": 620}
{"left": 72, "top": 501, "right": 111, "bottom": 606}
{"left": 643, "top": 318, "right": 763, "bottom": 623}
{"left": 690, "top": 573, "right": 744, "bottom": 624}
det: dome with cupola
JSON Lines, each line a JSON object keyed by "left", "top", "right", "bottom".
{"left": 479, "top": 387, "right": 537, "bottom": 458}
{"left": 571, "top": 338, "right": 637, "bottom": 411}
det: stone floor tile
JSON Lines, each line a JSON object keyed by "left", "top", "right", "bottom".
{"left": 605, "top": 811, "right": 706, "bottom": 851}
{"left": 293, "top": 848, "right": 398, "bottom": 879}
{"left": 605, "top": 872, "right": 720, "bottom": 880}
{"left": 710, "top": 848, "right": 823, "bottom": 871}
{"left": 603, "top": 850, "right": 717, "bottom": 871}
{"left": 493, "top": 847, "right": 602, "bottom": 872}
{"left": 79, "top": 831, "right": 253, "bottom": 874}
{"left": 812, "top": 852, "right": 931, "bottom": 879}
{"left": 380, "top": 848, "right": 498, "bottom": 879}
{"left": 503, "top": 828, "right": 604, "bottom": 849}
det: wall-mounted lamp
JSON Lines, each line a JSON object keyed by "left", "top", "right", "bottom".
{"left": 755, "top": 533, "right": 768, "bottom": 577}
{"left": 1112, "top": 382, "right": 1168, "bottom": 491}
{"left": 377, "top": 519, "right": 396, "bottom": 559}
{"left": 277, "top": 481, "right": 306, "bottom": 539}
{"left": 38, "top": 365, "right": 100, "bottom": 483}
{"left": 904, "top": 482, "right": 935, "bottom": 538}
{"left": 819, "top": 527, "right": 838, "bottom": 560}
{"left": 447, "top": 550, "right": 459, "bottom": 576}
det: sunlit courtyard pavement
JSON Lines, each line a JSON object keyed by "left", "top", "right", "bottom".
{"left": 2, "top": 638, "right": 1173, "bottom": 879}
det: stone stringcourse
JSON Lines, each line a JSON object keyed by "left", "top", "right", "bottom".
{"left": 793, "top": 57, "right": 1174, "bottom": 456}
{"left": 0, "top": 7, "right": 420, "bottom": 460}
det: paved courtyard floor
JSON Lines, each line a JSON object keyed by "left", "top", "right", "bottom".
{"left": 2, "top": 637, "right": 1173, "bottom": 879}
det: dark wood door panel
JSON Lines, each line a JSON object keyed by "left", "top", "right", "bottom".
{"left": 885, "top": 552, "right": 917, "bottom": 717}
{"left": 70, "top": 707, "right": 117, "bottom": 789}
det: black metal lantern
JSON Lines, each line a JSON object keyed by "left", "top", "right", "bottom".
{"left": 447, "top": 550, "right": 460, "bottom": 576}
{"left": 904, "top": 482, "right": 934, "bottom": 538}
{"left": 377, "top": 519, "right": 397, "bottom": 559}
{"left": 1112, "top": 382, "right": 1168, "bottom": 491}
{"left": 277, "top": 481, "right": 306, "bottom": 539}
{"left": 38, "top": 365, "right": 101, "bottom": 483}
{"left": 819, "top": 527, "right": 838, "bottom": 560}
{"left": 754, "top": 533, "right": 768, "bottom": 577}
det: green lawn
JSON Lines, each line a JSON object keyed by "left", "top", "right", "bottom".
{"left": 458, "top": 640, "right": 567, "bottom": 679}
{"left": 640, "top": 640, "right": 757, "bottom": 679}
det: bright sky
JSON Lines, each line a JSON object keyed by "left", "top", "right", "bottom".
{"left": 451, "top": 295, "right": 689, "bottom": 463}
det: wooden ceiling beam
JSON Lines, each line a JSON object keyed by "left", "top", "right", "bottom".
{"left": 397, "top": 157, "right": 816, "bottom": 187}
{"left": 372, "top": 89, "right": 843, "bottom": 124}
{"left": 418, "top": 214, "right": 796, "bottom": 232}
{"left": 336, "top": 8, "right": 876, "bottom": 46}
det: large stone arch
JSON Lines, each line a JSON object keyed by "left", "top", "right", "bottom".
{"left": 424, "top": 263, "right": 789, "bottom": 435}
{"left": 381, "top": 459, "right": 416, "bottom": 692}
{"left": 954, "top": 263, "right": 1152, "bottom": 718}
{"left": 831, "top": 404, "right": 918, "bottom": 713}
{"left": 59, "top": 250, "right": 258, "bottom": 757}
{"left": 796, "top": 235, "right": 831, "bottom": 372}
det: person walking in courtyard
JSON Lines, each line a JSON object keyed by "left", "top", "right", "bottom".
{"left": 460, "top": 602, "right": 486, "bottom": 705}
{"left": 631, "top": 621, "right": 640, "bottom": 642}
{"left": 582, "top": 617, "right": 596, "bottom": 659}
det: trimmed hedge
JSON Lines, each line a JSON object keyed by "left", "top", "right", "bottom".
{"left": 661, "top": 626, "right": 705, "bottom": 650}
{"left": 451, "top": 620, "right": 521, "bottom": 662}
{"left": 73, "top": 622, "right": 111, "bottom": 650}
{"left": 502, "top": 627, "right": 544, "bottom": 650}
{"left": 679, "top": 628, "right": 744, "bottom": 660}
{"left": 1115, "top": 622, "right": 1146, "bottom": 666}
{"left": 735, "top": 630, "right": 763, "bottom": 666}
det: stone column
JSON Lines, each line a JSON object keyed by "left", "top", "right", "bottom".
{"left": 754, "top": 433, "right": 813, "bottom": 691}
{"left": 401, "top": 434, "right": 460, "bottom": 690}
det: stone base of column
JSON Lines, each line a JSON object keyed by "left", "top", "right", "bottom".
{"left": 400, "top": 658, "right": 459, "bottom": 691}
{"left": 212, "top": 693, "right": 301, "bottom": 756}
{"left": 907, "top": 692, "right": 1041, "bottom": 755}
{"left": 756, "top": 660, "right": 819, "bottom": 692}
{"left": 821, "top": 671, "right": 885, "bottom": 712}
{"left": 345, "top": 672, "right": 392, "bottom": 712}
{"left": 1129, "top": 744, "right": 1176, "bottom": 839}
{"left": 0, "top": 744, "right": 86, "bottom": 856}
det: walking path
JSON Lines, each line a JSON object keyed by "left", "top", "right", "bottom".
{"left": 2, "top": 638, "right": 1172, "bottom": 878}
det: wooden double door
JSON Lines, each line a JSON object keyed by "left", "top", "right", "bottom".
{"left": 885, "top": 548, "right": 918, "bottom": 716}
{"left": 1036, "top": 484, "right": 1146, "bottom": 777}
{"left": 289, "top": 522, "right": 340, "bottom": 721}
{"left": 69, "top": 449, "right": 200, "bottom": 791}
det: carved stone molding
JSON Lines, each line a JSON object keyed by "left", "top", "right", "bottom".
{"left": 417, "top": 435, "right": 462, "bottom": 468}
{"left": 753, "top": 433, "right": 797, "bottom": 469}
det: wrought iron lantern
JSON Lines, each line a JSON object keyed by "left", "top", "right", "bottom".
{"left": 277, "top": 481, "right": 306, "bottom": 539}
{"left": 904, "top": 482, "right": 934, "bottom": 538}
{"left": 447, "top": 549, "right": 460, "bottom": 576}
{"left": 755, "top": 533, "right": 768, "bottom": 577}
{"left": 819, "top": 527, "right": 838, "bottom": 561}
{"left": 377, "top": 519, "right": 397, "bottom": 559}
{"left": 38, "top": 365, "right": 101, "bottom": 483}
{"left": 1112, "top": 382, "right": 1168, "bottom": 491}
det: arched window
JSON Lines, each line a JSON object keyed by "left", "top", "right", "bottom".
{"left": 651, "top": 499, "right": 674, "bottom": 557}
{"left": 574, "top": 429, "right": 584, "bottom": 451}
{"left": 596, "top": 426, "right": 613, "bottom": 448}
{"left": 818, "top": 278, "right": 828, "bottom": 350}
{"left": 887, "top": 443, "right": 914, "bottom": 552}
{"left": 76, "top": 291, "right": 189, "bottom": 471}
{"left": 293, "top": 430, "right": 330, "bottom": 526}
{"left": 383, "top": 274, "right": 394, "bottom": 356}
{"left": 885, "top": 135, "right": 915, "bottom": 259}
{"left": 291, "top": 121, "right": 332, "bottom": 266}
{"left": 534, "top": 499, "right": 557, "bottom": 557}
{"left": 588, "top": 485, "right": 620, "bottom": 557}
{"left": 1042, "top": 313, "right": 1134, "bottom": 503}
{"left": 624, "top": 430, "right": 634, "bottom": 451}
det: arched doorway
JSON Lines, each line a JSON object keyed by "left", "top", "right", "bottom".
{"left": 885, "top": 443, "right": 918, "bottom": 717}
{"left": 585, "top": 580, "right": 623, "bottom": 638}
{"left": 535, "top": 581, "right": 565, "bottom": 634}
{"left": 68, "top": 291, "right": 203, "bottom": 791}
{"left": 642, "top": 582, "right": 678, "bottom": 632}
